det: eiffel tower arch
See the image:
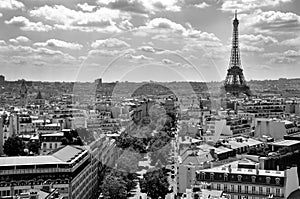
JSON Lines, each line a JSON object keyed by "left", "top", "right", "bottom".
{"left": 224, "top": 11, "right": 251, "bottom": 97}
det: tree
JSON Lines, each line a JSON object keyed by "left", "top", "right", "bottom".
{"left": 4, "top": 136, "right": 26, "bottom": 156}
{"left": 27, "top": 140, "right": 40, "bottom": 155}
{"left": 140, "top": 168, "right": 171, "bottom": 199}
{"left": 101, "top": 172, "right": 127, "bottom": 199}
{"left": 149, "top": 142, "right": 172, "bottom": 166}
{"left": 116, "top": 150, "right": 140, "bottom": 173}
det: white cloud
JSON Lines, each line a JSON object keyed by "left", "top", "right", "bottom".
{"left": 281, "top": 36, "right": 300, "bottom": 47}
{"left": 270, "top": 56, "right": 296, "bottom": 64}
{"left": 34, "top": 39, "right": 83, "bottom": 50}
{"left": 138, "top": 18, "right": 220, "bottom": 42}
{"left": 124, "top": 54, "right": 153, "bottom": 61}
{"left": 9, "top": 39, "right": 18, "bottom": 45}
{"left": 30, "top": 5, "right": 125, "bottom": 26}
{"left": 240, "top": 34, "right": 278, "bottom": 45}
{"left": 88, "top": 48, "right": 135, "bottom": 57}
{"left": 239, "top": 34, "right": 277, "bottom": 52}
{"left": 5, "top": 16, "right": 53, "bottom": 32}
{"left": 0, "top": 0, "right": 24, "bottom": 10}
{"left": 0, "top": 45, "right": 79, "bottom": 65}
{"left": 146, "top": 18, "right": 186, "bottom": 33}
{"left": 162, "top": 58, "right": 175, "bottom": 64}
{"left": 284, "top": 50, "right": 300, "bottom": 57}
{"left": 97, "top": 0, "right": 181, "bottom": 14}
{"left": 221, "top": 0, "right": 292, "bottom": 12}
{"left": 194, "top": 2, "right": 210, "bottom": 9}
{"left": 0, "top": 40, "right": 6, "bottom": 46}
{"left": 119, "top": 19, "right": 134, "bottom": 30}
{"left": 77, "top": 3, "right": 96, "bottom": 12}
{"left": 0, "top": 13, "right": 3, "bottom": 18}
{"left": 15, "top": 36, "right": 30, "bottom": 43}
{"left": 138, "top": 46, "right": 156, "bottom": 53}
{"left": 91, "top": 38, "right": 130, "bottom": 48}
{"left": 242, "top": 10, "right": 300, "bottom": 34}
{"left": 240, "top": 44, "right": 264, "bottom": 52}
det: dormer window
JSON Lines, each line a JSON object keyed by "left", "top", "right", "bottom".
{"left": 224, "top": 173, "right": 228, "bottom": 181}
{"left": 275, "top": 177, "right": 280, "bottom": 185}
{"left": 210, "top": 173, "right": 214, "bottom": 180}
{"left": 201, "top": 172, "right": 205, "bottom": 180}
{"left": 237, "top": 175, "right": 242, "bottom": 182}
{"left": 266, "top": 177, "right": 271, "bottom": 184}
{"left": 251, "top": 176, "right": 256, "bottom": 183}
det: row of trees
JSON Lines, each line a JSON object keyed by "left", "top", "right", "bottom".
{"left": 99, "top": 167, "right": 139, "bottom": 199}
{"left": 140, "top": 168, "right": 172, "bottom": 199}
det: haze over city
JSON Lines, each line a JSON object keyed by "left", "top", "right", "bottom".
{"left": 0, "top": 0, "right": 300, "bottom": 82}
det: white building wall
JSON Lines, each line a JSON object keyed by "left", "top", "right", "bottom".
{"left": 284, "top": 167, "right": 299, "bottom": 198}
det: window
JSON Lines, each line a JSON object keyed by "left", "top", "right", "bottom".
{"left": 224, "top": 184, "right": 228, "bottom": 192}
{"left": 43, "top": 143, "right": 46, "bottom": 148}
{"left": 251, "top": 176, "right": 256, "bottom": 183}
{"left": 259, "top": 187, "right": 263, "bottom": 195}
{"left": 49, "top": 143, "right": 52, "bottom": 149}
{"left": 276, "top": 188, "right": 280, "bottom": 197}
{"left": 245, "top": 185, "right": 249, "bottom": 194}
{"left": 238, "top": 185, "right": 241, "bottom": 193}
{"left": 217, "top": 184, "right": 220, "bottom": 190}
{"left": 252, "top": 186, "right": 256, "bottom": 194}
{"left": 210, "top": 173, "right": 214, "bottom": 180}
{"left": 231, "top": 185, "right": 235, "bottom": 192}
{"left": 266, "top": 188, "right": 270, "bottom": 195}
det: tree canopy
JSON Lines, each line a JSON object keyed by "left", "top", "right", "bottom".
{"left": 140, "top": 168, "right": 171, "bottom": 199}
{"left": 4, "top": 136, "right": 26, "bottom": 156}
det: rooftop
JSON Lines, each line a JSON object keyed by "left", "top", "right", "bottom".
{"left": 198, "top": 160, "right": 285, "bottom": 177}
{"left": 42, "top": 132, "right": 64, "bottom": 137}
{"left": 0, "top": 145, "right": 87, "bottom": 167}
{"left": 270, "top": 139, "right": 300, "bottom": 147}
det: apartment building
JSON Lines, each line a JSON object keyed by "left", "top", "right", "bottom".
{"left": 196, "top": 165, "right": 298, "bottom": 199}
{"left": 0, "top": 145, "right": 97, "bottom": 199}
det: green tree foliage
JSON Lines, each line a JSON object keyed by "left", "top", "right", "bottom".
{"left": 149, "top": 142, "right": 172, "bottom": 167}
{"left": 116, "top": 150, "right": 140, "bottom": 173}
{"left": 100, "top": 169, "right": 139, "bottom": 199}
{"left": 140, "top": 168, "right": 171, "bottom": 199}
{"left": 4, "top": 136, "right": 26, "bottom": 156}
{"left": 101, "top": 173, "right": 127, "bottom": 199}
{"left": 61, "top": 129, "right": 84, "bottom": 146}
{"left": 27, "top": 140, "right": 40, "bottom": 155}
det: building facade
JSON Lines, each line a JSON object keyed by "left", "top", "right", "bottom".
{"left": 196, "top": 166, "right": 298, "bottom": 199}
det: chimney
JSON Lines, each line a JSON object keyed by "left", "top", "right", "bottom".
{"left": 256, "top": 167, "right": 259, "bottom": 175}
{"left": 228, "top": 165, "right": 232, "bottom": 173}
{"left": 210, "top": 149, "right": 216, "bottom": 160}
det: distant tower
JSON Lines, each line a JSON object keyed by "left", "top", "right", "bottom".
{"left": 20, "top": 80, "right": 28, "bottom": 107}
{"left": 224, "top": 11, "right": 250, "bottom": 96}
{"left": 35, "top": 90, "right": 45, "bottom": 106}
{"left": 0, "top": 75, "right": 4, "bottom": 85}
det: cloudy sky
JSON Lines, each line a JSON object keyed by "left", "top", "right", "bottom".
{"left": 0, "top": 0, "right": 299, "bottom": 82}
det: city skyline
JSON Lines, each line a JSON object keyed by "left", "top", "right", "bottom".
{"left": 0, "top": 0, "right": 300, "bottom": 82}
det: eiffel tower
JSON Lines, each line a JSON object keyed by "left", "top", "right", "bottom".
{"left": 224, "top": 11, "right": 250, "bottom": 96}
